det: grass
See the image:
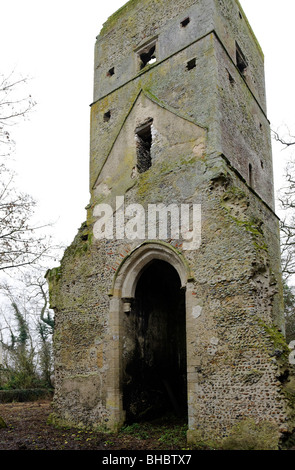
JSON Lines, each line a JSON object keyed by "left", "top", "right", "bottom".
{"left": 119, "top": 414, "right": 189, "bottom": 448}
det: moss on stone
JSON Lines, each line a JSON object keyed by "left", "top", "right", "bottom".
{"left": 49, "top": 0, "right": 285, "bottom": 439}
{"left": 234, "top": 0, "right": 264, "bottom": 58}
{"left": 260, "top": 321, "right": 290, "bottom": 363}
{"left": 186, "top": 429, "right": 218, "bottom": 450}
{"left": 231, "top": 216, "right": 263, "bottom": 237}
{"left": 222, "top": 185, "right": 248, "bottom": 202}
{"left": 63, "top": 222, "right": 93, "bottom": 259}
{"left": 135, "top": 153, "right": 198, "bottom": 202}
{"left": 99, "top": 0, "right": 142, "bottom": 36}
{"left": 46, "top": 266, "right": 62, "bottom": 284}
{"left": 221, "top": 418, "right": 280, "bottom": 450}
{"left": 188, "top": 418, "right": 280, "bottom": 450}
{"left": 221, "top": 188, "right": 268, "bottom": 252}
{"left": 143, "top": 88, "right": 208, "bottom": 131}
{"left": 281, "top": 381, "right": 295, "bottom": 438}
{"left": 47, "top": 412, "right": 111, "bottom": 433}
{"left": 254, "top": 319, "right": 295, "bottom": 445}
{"left": 45, "top": 266, "right": 62, "bottom": 304}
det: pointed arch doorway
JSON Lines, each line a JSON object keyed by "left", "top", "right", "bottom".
{"left": 108, "top": 242, "right": 192, "bottom": 429}
{"left": 123, "top": 259, "right": 187, "bottom": 423}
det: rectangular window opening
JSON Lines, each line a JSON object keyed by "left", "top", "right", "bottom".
{"left": 138, "top": 43, "right": 157, "bottom": 70}
{"left": 103, "top": 111, "right": 111, "bottom": 122}
{"left": 135, "top": 119, "right": 153, "bottom": 173}
{"left": 187, "top": 58, "right": 196, "bottom": 71}
{"left": 181, "top": 17, "right": 190, "bottom": 27}
{"left": 236, "top": 43, "right": 248, "bottom": 75}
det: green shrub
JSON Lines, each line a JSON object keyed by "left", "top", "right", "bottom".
{"left": 0, "top": 388, "right": 53, "bottom": 403}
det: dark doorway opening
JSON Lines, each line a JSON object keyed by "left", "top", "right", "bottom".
{"left": 123, "top": 260, "right": 187, "bottom": 424}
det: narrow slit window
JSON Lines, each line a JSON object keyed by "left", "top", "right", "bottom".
{"left": 249, "top": 163, "right": 253, "bottom": 187}
{"left": 236, "top": 43, "right": 248, "bottom": 75}
{"left": 181, "top": 17, "right": 190, "bottom": 27}
{"left": 135, "top": 119, "right": 153, "bottom": 173}
{"left": 138, "top": 43, "right": 157, "bottom": 70}
{"left": 227, "top": 69, "right": 235, "bottom": 85}
{"left": 187, "top": 58, "right": 196, "bottom": 71}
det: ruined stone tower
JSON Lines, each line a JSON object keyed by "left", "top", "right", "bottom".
{"left": 47, "top": 0, "right": 295, "bottom": 447}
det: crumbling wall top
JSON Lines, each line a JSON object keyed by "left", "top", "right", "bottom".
{"left": 94, "top": 0, "right": 266, "bottom": 110}
{"left": 98, "top": 0, "right": 263, "bottom": 61}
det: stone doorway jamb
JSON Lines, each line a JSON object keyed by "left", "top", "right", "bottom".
{"left": 106, "top": 241, "right": 194, "bottom": 431}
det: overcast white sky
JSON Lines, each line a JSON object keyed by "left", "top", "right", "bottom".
{"left": 1, "top": 0, "right": 294, "bottom": 260}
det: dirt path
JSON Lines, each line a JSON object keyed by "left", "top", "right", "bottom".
{"left": 0, "top": 400, "right": 189, "bottom": 450}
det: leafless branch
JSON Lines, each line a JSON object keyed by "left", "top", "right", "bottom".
{"left": 272, "top": 130, "right": 295, "bottom": 148}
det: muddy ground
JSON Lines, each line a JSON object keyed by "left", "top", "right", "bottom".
{"left": 1, "top": 400, "right": 293, "bottom": 458}
{"left": 0, "top": 400, "right": 190, "bottom": 451}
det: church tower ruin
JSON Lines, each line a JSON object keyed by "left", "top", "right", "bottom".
{"left": 47, "top": 0, "right": 295, "bottom": 447}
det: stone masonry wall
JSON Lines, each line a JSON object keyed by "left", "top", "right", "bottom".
{"left": 46, "top": 0, "right": 295, "bottom": 447}
{"left": 47, "top": 148, "right": 291, "bottom": 440}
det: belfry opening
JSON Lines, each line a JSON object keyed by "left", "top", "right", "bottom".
{"left": 122, "top": 259, "right": 187, "bottom": 424}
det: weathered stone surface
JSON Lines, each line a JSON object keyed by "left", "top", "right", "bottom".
{"left": 47, "top": 0, "right": 295, "bottom": 447}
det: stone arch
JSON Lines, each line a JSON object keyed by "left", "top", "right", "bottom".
{"left": 111, "top": 240, "right": 192, "bottom": 298}
{"left": 107, "top": 241, "right": 193, "bottom": 429}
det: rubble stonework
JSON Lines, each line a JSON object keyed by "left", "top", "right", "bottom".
{"left": 46, "top": 0, "right": 295, "bottom": 448}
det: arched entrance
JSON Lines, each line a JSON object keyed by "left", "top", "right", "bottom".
{"left": 122, "top": 259, "right": 187, "bottom": 423}
{"left": 107, "top": 242, "right": 193, "bottom": 430}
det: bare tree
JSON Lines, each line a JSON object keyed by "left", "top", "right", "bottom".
{"left": 272, "top": 128, "right": 295, "bottom": 150}
{"left": 0, "top": 71, "right": 58, "bottom": 389}
{"left": 0, "top": 71, "right": 58, "bottom": 272}
{"left": 283, "top": 281, "right": 295, "bottom": 343}
{"left": 273, "top": 127, "right": 295, "bottom": 341}
{"left": 0, "top": 166, "right": 54, "bottom": 271}
{"left": 275, "top": 131, "right": 295, "bottom": 280}
{"left": 0, "top": 71, "right": 35, "bottom": 157}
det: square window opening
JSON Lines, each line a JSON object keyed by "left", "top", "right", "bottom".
{"left": 135, "top": 119, "right": 153, "bottom": 173}
{"left": 187, "top": 58, "right": 196, "bottom": 71}
{"left": 181, "top": 17, "right": 190, "bottom": 27}
{"left": 138, "top": 43, "right": 157, "bottom": 70}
